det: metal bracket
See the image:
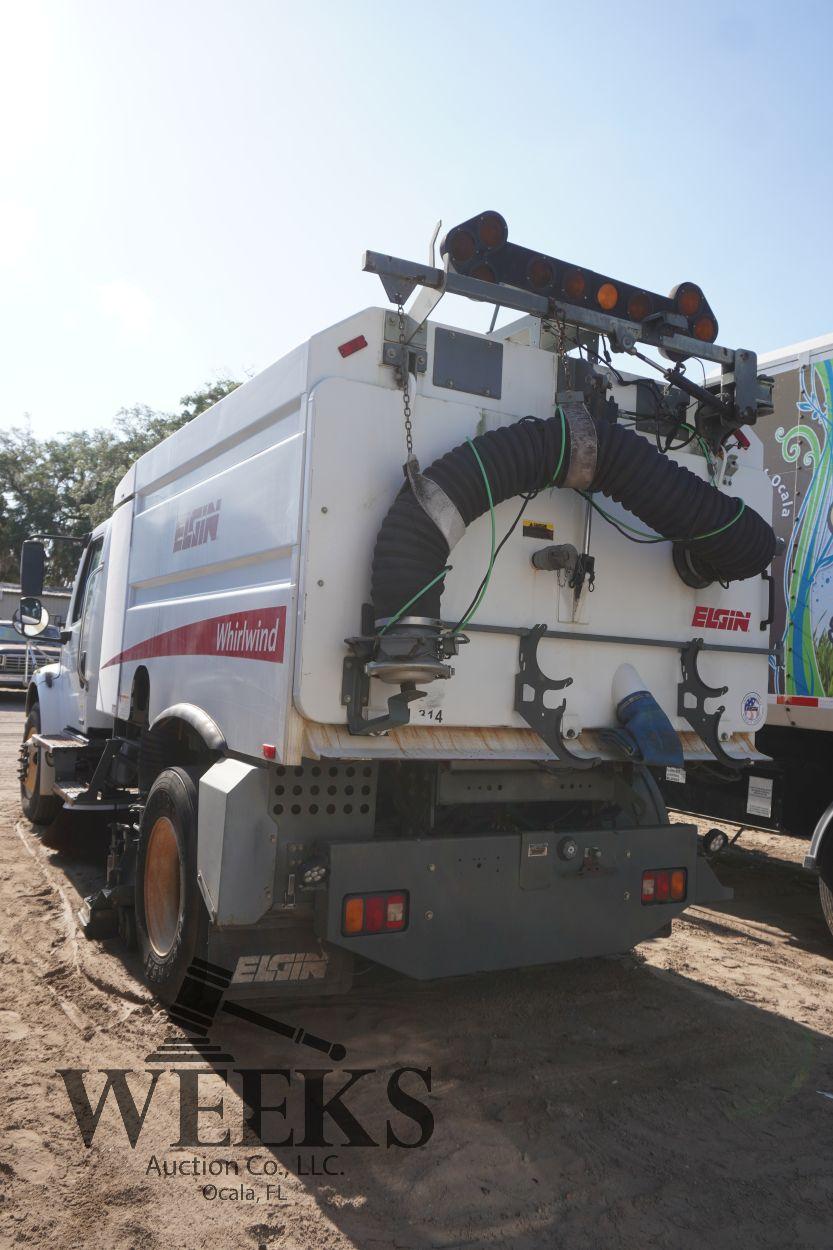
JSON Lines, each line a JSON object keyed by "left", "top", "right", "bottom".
{"left": 381, "top": 342, "right": 427, "bottom": 375}
{"left": 677, "top": 638, "right": 745, "bottom": 769}
{"left": 405, "top": 456, "right": 465, "bottom": 550}
{"left": 363, "top": 250, "right": 736, "bottom": 367}
{"left": 82, "top": 737, "right": 123, "bottom": 800}
{"left": 378, "top": 270, "right": 418, "bottom": 306}
{"left": 341, "top": 650, "right": 424, "bottom": 736}
{"left": 514, "top": 625, "right": 598, "bottom": 768}
{"left": 559, "top": 398, "right": 598, "bottom": 489}
{"left": 382, "top": 311, "right": 427, "bottom": 375}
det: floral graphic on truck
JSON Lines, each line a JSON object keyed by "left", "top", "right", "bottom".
{"left": 775, "top": 358, "right": 833, "bottom": 696}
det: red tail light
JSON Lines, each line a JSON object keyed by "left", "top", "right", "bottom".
{"left": 342, "top": 891, "right": 409, "bottom": 935}
{"left": 365, "top": 895, "right": 385, "bottom": 932}
{"left": 641, "top": 868, "right": 687, "bottom": 905}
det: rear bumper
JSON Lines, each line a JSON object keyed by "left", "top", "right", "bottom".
{"left": 316, "top": 824, "right": 730, "bottom": 979}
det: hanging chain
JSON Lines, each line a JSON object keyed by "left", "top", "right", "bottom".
{"left": 395, "top": 303, "right": 414, "bottom": 457}
{"left": 551, "top": 310, "right": 568, "bottom": 363}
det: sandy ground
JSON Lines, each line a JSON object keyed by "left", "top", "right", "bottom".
{"left": 1, "top": 689, "right": 833, "bottom": 1249}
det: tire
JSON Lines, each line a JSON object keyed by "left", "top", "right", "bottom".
{"left": 820, "top": 879, "right": 833, "bottom": 943}
{"left": 703, "top": 827, "right": 729, "bottom": 855}
{"left": 135, "top": 766, "right": 208, "bottom": 1003}
{"left": 20, "top": 705, "right": 61, "bottom": 826}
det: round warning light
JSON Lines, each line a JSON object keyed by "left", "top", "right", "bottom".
{"left": 627, "top": 291, "right": 652, "bottom": 321}
{"left": 448, "top": 228, "right": 476, "bottom": 266}
{"left": 596, "top": 282, "right": 619, "bottom": 311}
{"left": 563, "top": 269, "right": 586, "bottom": 301}
{"left": 693, "top": 315, "right": 717, "bottom": 342}
{"left": 477, "top": 212, "right": 508, "bottom": 250}
{"left": 471, "top": 263, "right": 497, "bottom": 283}
{"left": 528, "top": 256, "right": 554, "bottom": 289}
{"left": 675, "top": 283, "right": 702, "bottom": 317}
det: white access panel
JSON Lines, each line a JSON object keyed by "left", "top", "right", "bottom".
{"left": 108, "top": 351, "right": 310, "bottom": 759}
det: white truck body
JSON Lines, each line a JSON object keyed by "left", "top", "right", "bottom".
{"left": 54, "top": 305, "right": 771, "bottom": 764}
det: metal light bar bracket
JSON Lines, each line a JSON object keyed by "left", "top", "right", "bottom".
{"left": 363, "top": 240, "right": 771, "bottom": 434}
{"left": 363, "top": 249, "right": 734, "bottom": 366}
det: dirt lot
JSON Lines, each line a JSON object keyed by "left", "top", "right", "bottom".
{"left": 1, "top": 690, "right": 833, "bottom": 1250}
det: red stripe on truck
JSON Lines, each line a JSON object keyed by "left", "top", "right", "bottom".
{"left": 103, "top": 606, "right": 286, "bottom": 668}
{"left": 775, "top": 695, "right": 818, "bottom": 706}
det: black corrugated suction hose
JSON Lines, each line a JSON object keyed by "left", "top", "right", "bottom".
{"left": 370, "top": 413, "right": 776, "bottom": 623}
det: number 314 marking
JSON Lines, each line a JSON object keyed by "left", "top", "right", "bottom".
{"left": 418, "top": 708, "right": 443, "bottom": 723}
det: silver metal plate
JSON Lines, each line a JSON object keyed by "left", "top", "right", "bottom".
{"left": 432, "top": 328, "right": 503, "bottom": 399}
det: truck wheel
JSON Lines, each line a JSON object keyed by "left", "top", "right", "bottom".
{"left": 20, "top": 705, "right": 61, "bottom": 826}
{"left": 820, "top": 880, "right": 833, "bottom": 942}
{"left": 702, "top": 827, "right": 729, "bottom": 855}
{"left": 135, "top": 766, "right": 207, "bottom": 1003}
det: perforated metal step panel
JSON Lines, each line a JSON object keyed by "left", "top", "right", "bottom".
{"left": 32, "top": 732, "right": 89, "bottom": 752}
{"left": 54, "top": 783, "right": 92, "bottom": 804}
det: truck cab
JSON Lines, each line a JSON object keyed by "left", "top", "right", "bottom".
{"left": 28, "top": 522, "right": 111, "bottom": 734}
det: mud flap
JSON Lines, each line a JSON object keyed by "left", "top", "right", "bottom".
{"left": 693, "top": 855, "right": 733, "bottom": 905}
{"left": 204, "top": 925, "right": 353, "bottom": 1000}
{"left": 153, "top": 945, "right": 352, "bottom": 1064}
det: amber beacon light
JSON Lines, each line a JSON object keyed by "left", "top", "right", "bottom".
{"left": 441, "top": 210, "right": 719, "bottom": 343}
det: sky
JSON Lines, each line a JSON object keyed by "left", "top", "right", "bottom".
{"left": 2, "top": 0, "right": 833, "bottom": 437}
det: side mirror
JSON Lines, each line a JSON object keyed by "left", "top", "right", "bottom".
{"left": 13, "top": 598, "right": 49, "bottom": 638}
{"left": 20, "top": 540, "right": 46, "bottom": 598}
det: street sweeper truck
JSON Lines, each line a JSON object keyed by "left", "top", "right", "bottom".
{"left": 16, "top": 211, "right": 778, "bottom": 1000}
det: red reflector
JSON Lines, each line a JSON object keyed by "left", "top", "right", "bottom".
{"left": 735, "top": 428, "right": 751, "bottom": 450}
{"left": 386, "top": 892, "right": 406, "bottom": 930}
{"left": 364, "top": 896, "right": 385, "bottom": 933}
{"left": 655, "top": 871, "right": 670, "bottom": 902}
{"left": 338, "top": 334, "right": 368, "bottom": 358}
{"left": 261, "top": 743, "right": 277, "bottom": 760}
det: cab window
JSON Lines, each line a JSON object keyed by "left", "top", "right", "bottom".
{"left": 70, "top": 538, "right": 104, "bottom": 624}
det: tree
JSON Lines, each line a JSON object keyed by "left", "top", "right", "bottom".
{"left": 0, "top": 378, "right": 239, "bottom": 586}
